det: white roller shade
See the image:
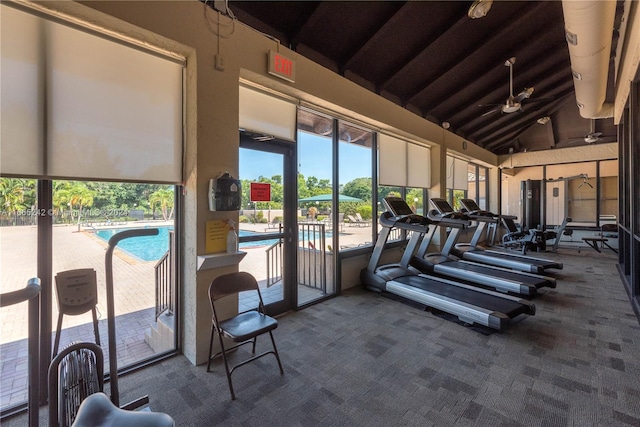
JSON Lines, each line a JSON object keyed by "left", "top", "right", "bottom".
{"left": 446, "top": 156, "right": 455, "bottom": 188}
{"left": 0, "top": 6, "right": 44, "bottom": 176}
{"left": 454, "top": 158, "right": 469, "bottom": 190}
{"left": 407, "top": 143, "right": 431, "bottom": 188}
{"left": 239, "top": 86, "right": 296, "bottom": 141}
{"left": 446, "top": 156, "right": 468, "bottom": 190}
{"left": 0, "top": 5, "right": 184, "bottom": 183}
{"left": 47, "top": 21, "right": 183, "bottom": 182}
{"left": 378, "top": 134, "right": 407, "bottom": 187}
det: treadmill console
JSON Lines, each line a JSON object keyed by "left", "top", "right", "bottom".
{"left": 383, "top": 197, "right": 425, "bottom": 224}
{"left": 459, "top": 198, "right": 495, "bottom": 217}
{"left": 429, "top": 198, "right": 454, "bottom": 214}
{"left": 429, "top": 198, "right": 468, "bottom": 220}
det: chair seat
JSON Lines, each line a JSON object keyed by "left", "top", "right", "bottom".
{"left": 71, "top": 392, "right": 175, "bottom": 427}
{"left": 220, "top": 311, "right": 278, "bottom": 342}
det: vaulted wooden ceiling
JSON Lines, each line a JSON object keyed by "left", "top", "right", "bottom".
{"left": 217, "top": 1, "right": 622, "bottom": 155}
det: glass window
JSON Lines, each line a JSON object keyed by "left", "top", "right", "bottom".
{"left": 297, "top": 110, "right": 335, "bottom": 303}
{"left": 478, "top": 166, "right": 487, "bottom": 209}
{"left": 0, "top": 177, "right": 37, "bottom": 411}
{"left": 339, "top": 121, "right": 373, "bottom": 249}
{"left": 51, "top": 181, "right": 178, "bottom": 375}
{"left": 378, "top": 186, "right": 403, "bottom": 242}
{"left": 406, "top": 188, "right": 425, "bottom": 216}
{"left": 599, "top": 160, "right": 618, "bottom": 222}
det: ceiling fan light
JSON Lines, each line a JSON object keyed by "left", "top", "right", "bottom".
{"left": 468, "top": 0, "right": 493, "bottom": 19}
{"left": 502, "top": 103, "right": 521, "bottom": 113}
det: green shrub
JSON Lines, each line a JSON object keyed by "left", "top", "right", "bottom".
{"left": 357, "top": 204, "right": 373, "bottom": 220}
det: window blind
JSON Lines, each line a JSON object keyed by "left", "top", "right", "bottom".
{"left": 1, "top": 5, "right": 184, "bottom": 183}
{"left": 239, "top": 85, "right": 297, "bottom": 142}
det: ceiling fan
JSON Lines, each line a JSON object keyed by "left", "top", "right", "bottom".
{"left": 480, "top": 57, "right": 539, "bottom": 117}
{"left": 560, "top": 119, "right": 617, "bottom": 146}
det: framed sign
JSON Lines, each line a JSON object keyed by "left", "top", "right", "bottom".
{"left": 250, "top": 182, "right": 271, "bottom": 202}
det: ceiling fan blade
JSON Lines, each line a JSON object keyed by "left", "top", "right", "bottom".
{"left": 514, "top": 87, "right": 534, "bottom": 103}
{"left": 556, "top": 137, "right": 585, "bottom": 147}
{"left": 598, "top": 135, "right": 618, "bottom": 143}
{"left": 481, "top": 107, "right": 501, "bottom": 117}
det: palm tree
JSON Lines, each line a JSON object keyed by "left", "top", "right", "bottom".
{"left": 0, "top": 178, "right": 28, "bottom": 225}
{"left": 149, "top": 188, "right": 174, "bottom": 221}
{"left": 58, "top": 182, "right": 95, "bottom": 230}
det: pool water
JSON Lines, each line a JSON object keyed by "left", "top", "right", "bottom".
{"left": 239, "top": 229, "right": 332, "bottom": 248}
{"left": 94, "top": 227, "right": 331, "bottom": 260}
{"left": 95, "top": 226, "right": 173, "bottom": 261}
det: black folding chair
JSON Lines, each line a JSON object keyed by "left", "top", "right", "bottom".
{"left": 207, "top": 272, "right": 284, "bottom": 400}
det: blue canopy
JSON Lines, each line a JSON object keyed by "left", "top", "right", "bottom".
{"left": 299, "top": 194, "right": 362, "bottom": 203}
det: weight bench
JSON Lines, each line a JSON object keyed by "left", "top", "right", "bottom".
{"left": 581, "top": 237, "right": 618, "bottom": 254}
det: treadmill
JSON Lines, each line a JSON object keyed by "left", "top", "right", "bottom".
{"left": 408, "top": 203, "right": 556, "bottom": 297}
{"left": 360, "top": 197, "right": 535, "bottom": 331}
{"left": 431, "top": 198, "right": 562, "bottom": 274}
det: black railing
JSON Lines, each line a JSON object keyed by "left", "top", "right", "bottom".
{"left": 265, "top": 240, "right": 283, "bottom": 287}
{"left": 154, "top": 230, "right": 175, "bottom": 320}
{"left": 298, "top": 222, "right": 327, "bottom": 293}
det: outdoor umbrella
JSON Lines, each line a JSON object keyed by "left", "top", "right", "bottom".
{"left": 298, "top": 194, "right": 362, "bottom": 202}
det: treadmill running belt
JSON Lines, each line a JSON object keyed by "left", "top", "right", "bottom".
{"left": 394, "top": 275, "right": 530, "bottom": 317}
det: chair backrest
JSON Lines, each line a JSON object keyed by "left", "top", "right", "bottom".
{"left": 55, "top": 269, "right": 98, "bottom": 316}
{"left": 601, "top": 223, "right": 618, "bottom": 237}
{"left": 209, "top": 271, "right": 260, "bottom": 302}
{"left": 49, "top": 342, "right": 104, "bottom": 427}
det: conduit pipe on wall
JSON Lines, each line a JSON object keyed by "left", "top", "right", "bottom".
{"left": 562, "top": 0, "right": 617, "bottom": 119}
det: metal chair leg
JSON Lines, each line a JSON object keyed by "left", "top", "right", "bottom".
{"left": 269, "top": 331, "right": 284, "bottom": 375}
{"left": 217, "top": 332, "right": 236, "bottom": 400}
{"left": 207, "top": 326, "right": 215, "bottom": 372}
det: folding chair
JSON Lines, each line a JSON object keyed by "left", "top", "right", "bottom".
{"left": 53, "top": 269, "right": 100, "bottom": 357}
{"left": 206, "top": 272, "right": 284, "bottom": 400}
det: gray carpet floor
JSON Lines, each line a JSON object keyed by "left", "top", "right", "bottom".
{"left": 6, "top": 247, "right": 640, "bottom": 426}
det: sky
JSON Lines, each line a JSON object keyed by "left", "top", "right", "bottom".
{"left": 240, "top": 132, "right": 371, "bottom": 183}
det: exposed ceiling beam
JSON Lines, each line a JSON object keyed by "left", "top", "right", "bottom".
{"left": 404, "top": 2, "right": 546, "bottom": 107}
{"left": 339, "top": 2, "right": 409, "bottom": 78}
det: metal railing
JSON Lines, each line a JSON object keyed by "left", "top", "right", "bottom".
{"left": 266, "top": 239, "right": 283, "bottom": 287}
{"left": 0, "top": 278, "right": 41, "bottom": 427}
{"left": 298, "top": 222, "right": 327, "bottom": 293}
{"left": 154, "top": 230, "right": 175, "bottom": 320}
{"left": 264, "top": 222, "right": 328, "bottom": 294}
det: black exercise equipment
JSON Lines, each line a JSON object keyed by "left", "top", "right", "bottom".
{"left": 104, "top": 228, "right": 158, "bottom": 408}
{"left": 432, "top": 198, "right": 562, "bottom": 274}
{"left": 360, "top": 196, "right": 535, "bottom": 331}
{"left": 412, "top": 204, "right": 556, "bottom": 297}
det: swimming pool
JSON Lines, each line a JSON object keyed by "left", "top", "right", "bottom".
{"left": 239, "top": 229, "right": 332, "bottom": 248}
{"left": 94, "top": 227, "right": 332, "bottom": 260}
{"left": 95, "top": 226, "right": 173, "bottom": 261}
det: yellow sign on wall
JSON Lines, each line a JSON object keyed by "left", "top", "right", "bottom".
{"left": 205, "top": 219, "right": 229, "bottom": 253}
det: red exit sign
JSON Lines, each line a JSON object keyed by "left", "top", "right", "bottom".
{"left": 268, "top": 50, "right": 296, "bottom": 83}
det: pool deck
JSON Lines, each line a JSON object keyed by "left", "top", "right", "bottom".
{"left": 0, "top": 219, "right": 374, "bottom": 408}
